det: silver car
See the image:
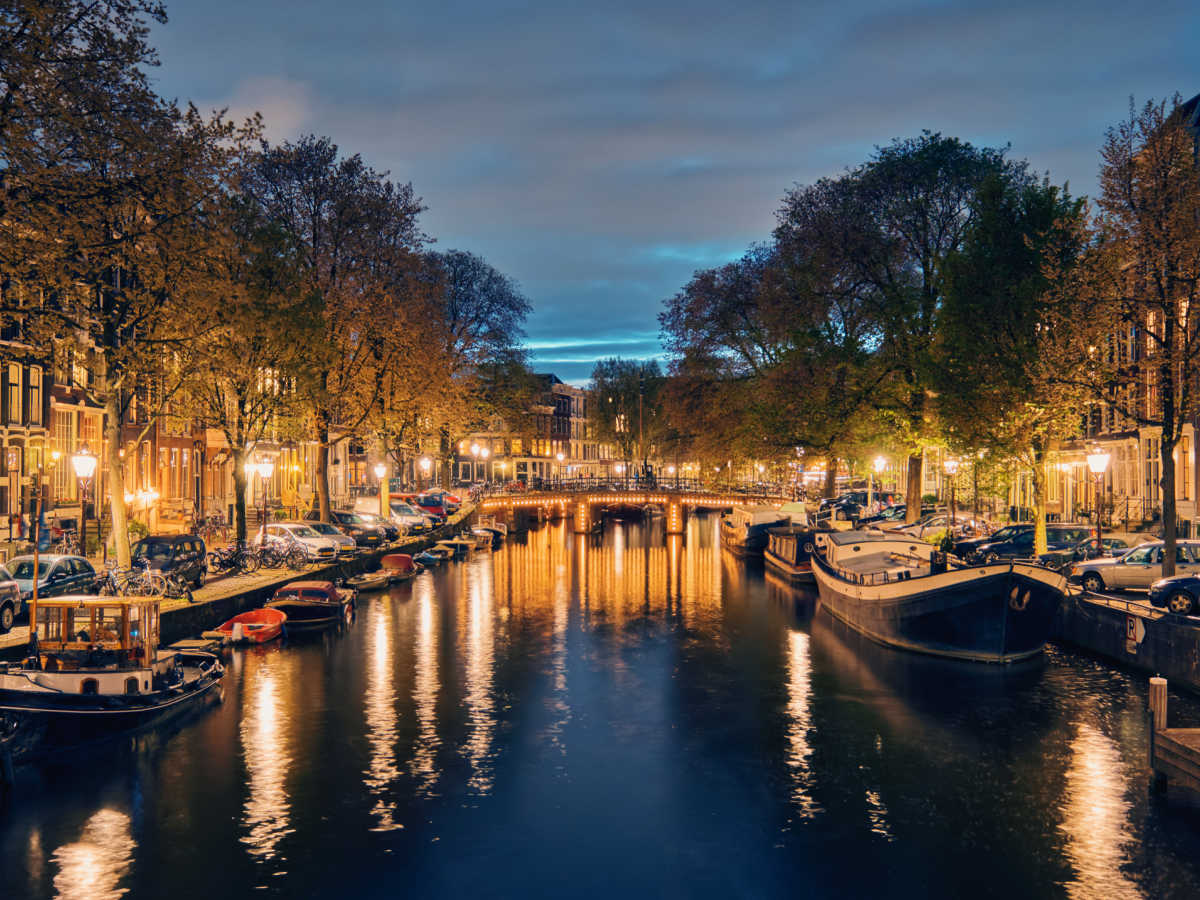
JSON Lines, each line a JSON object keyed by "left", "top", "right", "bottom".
{"left": 1070, "top": 541, "right": 1200, "bottom": 593}
{"left": 254, "top": 523, "right": 339, "bottom": 564}
{"left": 306, "top": 520, "right": 357, "bottom": 556}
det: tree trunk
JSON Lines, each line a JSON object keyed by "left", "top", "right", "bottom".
{"left": 905, "top": 452, "right": 923, "bottom": 523}
{"left": 104, "top": 394, "right": 131, "bottom": 568}
{"left": 232, "top": 446, "right": 248, "bottom": 543}
{"left": 1031, "top": 447, "right": 1048, "bottom": 556}
{"left": 823, "top": 459, "right": 837, "bottom": 499}
{"left": 1161, "top": 436, "right": 1178, "bottom": 578}
{"left": 316, "top": 437, "right": 331, "bottom": 523}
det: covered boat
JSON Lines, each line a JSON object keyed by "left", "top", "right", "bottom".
{"left": 266, "top": 581, "right": 355, "bottom": 633}
{"left": 345, "top": 570, "right": 391, "bottom": 592}
{"left": 764, "top": 526, "right": 818, "bottom": 584}
{"left": 380, "top": 553, "right": 421, "bottom": 583}
{"left": 204, "top": 608, "right": 287, "bottom": 644}
{"left": 719, "top": 505, "right": 789, "bottom": 556}
{"left": 811, "top": 531, "right": 1065, "bottom": 664}
{"left": 414, "top": 548, "right": 448, "bottom": 566}
{"left": 0, "top": 595, "right": 224, "bottom": 764}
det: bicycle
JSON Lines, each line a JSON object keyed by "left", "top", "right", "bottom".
{"left": 208, "top": 541, "right": 261, "bottom": 576}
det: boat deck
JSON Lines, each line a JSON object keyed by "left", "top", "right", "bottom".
{"left": 835, "top": 550, "right": 929, "bottom": 581}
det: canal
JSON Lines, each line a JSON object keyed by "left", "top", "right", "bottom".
{"left": 4, "top": 515, "right": 1200, "bottom": 899}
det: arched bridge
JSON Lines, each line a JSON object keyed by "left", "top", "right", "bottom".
{"left": 478, "top": 488, "right": 785, "bottom": 535}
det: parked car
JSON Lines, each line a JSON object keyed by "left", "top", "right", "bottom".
{"left": 304, "top": 510, "right": 387, "bottom": 549}
{"left": 0, "top": 564, "right": 23, "bottom": 633}
{"left": 354, "top": 511, "right": 400, "bottom": 542}
{"left": 132, "top": 534, "right": 208, "bottom": 588}
{"left": 254, "top": 522, "right": 339, "bottom": 563}
{"left": 411, "top": 494, "right": 449, "bottom": 521}
{"left": 9, "top": 554, "right": 98, "bottom": 605}
{"left": 971, "top": 524, "right": 1092, "bottom": 563}
{"left": 305, "top": 520, "right": 358, "bottom": 556}
{"left": 955, "top": 524, "right": 1033, "bottom": 561}
{"left": 1037, "top": 537, "right": 1131, "bottom": 571}
{"left": 424, "top": 489, "right": 460, "bottom": 513}
{"left": 891, "top": 513, "right": 985, "bottom": 541}
{"left": 388, "top": 500, "right": 434, "bottom": 533}
{"left": 1149, "top": 573, "right": 1200, "bottom": 615}
{"left": 1071, "top": 541, "right": 1200, "bottom": 593}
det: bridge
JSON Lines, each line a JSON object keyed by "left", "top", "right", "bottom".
{"left": 477, "top": 488, "right": 787, "bottom": 534}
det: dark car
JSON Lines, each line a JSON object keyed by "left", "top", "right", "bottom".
{"left": 9, "top": 554, "right": 98, "bottom": 604}
{"left": 0, "top": 564, "right": 22, "bottom": 633}
{"left": 1037, "top": 537, "right": 1130, "bottom": 571}
{"left": 1150, "top": 574, "right": 1200, "bottom": 615}
{"left": 971, "top": 524, "right": 1092, "bottom": 563}
{"left": 955, "top": 524, "right": 1034, "bottom": 561}
{"left": 133, "top": 534, "right": 208, "bottom": 588}
{"left": 305, "top": 510, "right": 387, "bottom": 548}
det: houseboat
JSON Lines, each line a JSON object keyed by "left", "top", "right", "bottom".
{"left": 719, "top": 506, "right": 789, "bottom": 556}
{"left": 764, "top": 526, "right": 818, "bottom": 584}
{"left": 0, "top": 596, "right": 224, "bottom": 763}
{"left": 811, "top": 531, "right": 1065, "bottom": 664}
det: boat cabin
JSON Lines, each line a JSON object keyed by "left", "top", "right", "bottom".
{"left": 272, "top": 581, "right": 341, "bottom": 603}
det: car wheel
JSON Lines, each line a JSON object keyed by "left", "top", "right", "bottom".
{"left": 1166, "top": 591, "right": 1196, "bottom": 616}
{"left": 0, "top": 602, "right": 13, "bottom": 633}
{"left": 193, "top": 572, "right": 205, "bottom": 589}
{"left": 1081, "top": 572, "right": 1105, "bottom": 594}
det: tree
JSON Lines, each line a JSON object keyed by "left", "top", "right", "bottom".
{"left": 936, "top": 174, "right": 1093, "bottom": 553}
{"left": 589, "top": 358, "right": 665, "bottom": 477}
{"left": 247, "top": 135, "right": 427, "bottom": 520}
{"left": 1089, "top": 94, "right": 1200, "bottom": 576}
{"left": 778, "top": 133, "right": 1025, "bottom": 519}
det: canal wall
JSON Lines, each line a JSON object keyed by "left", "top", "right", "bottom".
{"left": 1, "top": 505, "right": 476, "bottom": 658}
{"left": 1051, "top": 590, "right": 1200, "bottom": 694}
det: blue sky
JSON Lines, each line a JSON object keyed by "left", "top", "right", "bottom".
{"left": 148, "top": 1, "right": 1200, "bottom": 384}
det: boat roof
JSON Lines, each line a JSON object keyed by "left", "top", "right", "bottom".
{"left": 285, "top": 580, "right": 336, "bottom": 591}
{"left": 825, "top": 531, "right": 896, "bottom": 546}
{"left": 29, "top": 594, "right": 158, "bottom": 608}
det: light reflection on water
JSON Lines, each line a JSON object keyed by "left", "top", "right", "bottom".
{"left": 6, "top": 516, "right": 1200, "bottom": 899}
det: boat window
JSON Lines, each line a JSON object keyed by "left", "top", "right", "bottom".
{"left": 125, "top": 676, "right": 139, "bottom": 694}
{"left": 81, "top": 678, "right": 99, "bottom": 695}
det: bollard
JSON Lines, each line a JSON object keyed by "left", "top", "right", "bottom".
{"left": 1150, "top": 676, "right": 1168, "bottom": 732}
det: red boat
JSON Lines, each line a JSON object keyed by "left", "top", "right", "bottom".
{"left": 208, "top": 608, "right": 287, "bottom": 644}
{"left": 380, "top": 553, "right": 421, "bottom": 583}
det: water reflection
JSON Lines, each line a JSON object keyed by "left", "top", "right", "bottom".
{"left": 411, "top": 577, "right": 441, "bottom": 796}
{"left": 462, "top": 556, "right": 496, "bottom": 795}
{"left": 240, "top": 653, "right": 295, "bottom": 860}
{"left": 363, "top": 600, "right": 402, "bottom": 830}
{"left": 784, "top": 629, "right": 821, "bottom": 820}
{"left": 51, "top": 808, "right": 135, "bottom": 900}
{"left": 1059, "top": 722, "right": 1143, "bottom": 899}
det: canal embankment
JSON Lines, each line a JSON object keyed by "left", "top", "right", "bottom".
{"left": 0, "top": 503, "right": 476, "bottom": 658}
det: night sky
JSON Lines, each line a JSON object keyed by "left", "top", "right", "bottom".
{"left": 149, "top": 1, "right": 1199, "bottom": 384}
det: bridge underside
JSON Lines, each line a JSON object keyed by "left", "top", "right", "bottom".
{"left": 479, "top": 491, "right": 778, "bottom": 535}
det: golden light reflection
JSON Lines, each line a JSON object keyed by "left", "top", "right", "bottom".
{"left": 51, "top": 808, "right": 135, "bottom": 900}
{"left": 462, "top": 556, "right": 496, "bottom": 794}
{"left": 1058, "top": 722, "right": 1142, "bottom": 899}
{"left": 363, "top": 599, "right": 402, "bottom": 830}
{"left": 785, "top": 630, "right": 821, "bottom": 820}
{"left": 240, "top": 658, "right": 294, "bottom": 860}
{"left": 411, "top": 577, "right": 441, "bottom": 795}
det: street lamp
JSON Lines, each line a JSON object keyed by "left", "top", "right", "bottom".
{"left": 480, "top": 446, "right": 490, "bottom": 483}
{"left": 70, "top": 445, "right": 97, "bottom": 557}
{"left": 470, "top": 443, "right": 480, "bottom": 483}
{"left": 419, "top": 456, "right": 432, "bottom": 488}
{"left": 259, "top": 459, "right": 275, "bottom": 528}
{"left": 1087, "top": 447, "right": 1112, "bottom": 554}
{"left": 374, "top": 462, "right": 388, "bottom": 517}
{"left": 943, "top": 457, "right": 959, "bottom": 532}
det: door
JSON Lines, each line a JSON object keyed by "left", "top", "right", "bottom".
{"left": 1111, "top": 545, "right": 1156, "bottom": 588}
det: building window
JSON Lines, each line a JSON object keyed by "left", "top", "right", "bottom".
{"left": 28, "top": 366, "right": 41, "bottom": 425}
{"left": 6, "top": 364, "right": 20, "bottom": 424}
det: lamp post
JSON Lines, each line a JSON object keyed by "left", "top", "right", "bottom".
{"left": 555, "top": 451, "right": 564, "bottom": 487}
{"left": 374, "top": 461, "right": 388, "bottom": 517}
{"left": 70, "top": 445, "right": 97, "bottom": 558}
{"left": 943, "top": 457, "right": 959, "bottom": 532}
{"left": 667, "top": 464, "right": 676, "bottom": 488}
{"left": 872, "top": 455, "right": 886, "bottom": 510}
{"left": 1087, "top": 447, "right": 1112, "bottom": 555}
{"left": 480, "top": 446, "right": 490, "bottom": 483}
{"left": 470, "top": 443, "right": 480, "bottom": 483}
{"left": 419, "top": 456, "right": 432, "bottom": 489}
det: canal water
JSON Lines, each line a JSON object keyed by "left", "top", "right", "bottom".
{"left": 4, "top": 515, "right": 1200, "bottom": 899}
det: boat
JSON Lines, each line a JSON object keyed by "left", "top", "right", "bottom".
{"left": 476, "top": 515, "right": 507, "bottom": 539}
{"left": 413, "top": 548, "right": 446, "bottom": 566}
{"left": 265, "top": 581, "right": 355, "bottom": 633}
{"left": 764, "top": 526, "right": 819, "bottom": 584}
{"left": 345, "top": 570, "right": 391, "bottom": 592}
{"left": 719, "top": 505, "right": 789, "bottom": 556}
{"left": 810, "top": 530, "right": 1066, "bottom": 664}
{"left": 379, "top": 553, "right": 421, "bottom": 583}
{"left": 203, "top": 608, "right": 287, "bottom": 644}
{"left": 436, "top": 538, "right": 473, "bottom": 559}
{"left": 470, "top": 528, "right": 498, "bottom": 549}
{"left": 0, "top": 595, "right": 224, "bottom": 764}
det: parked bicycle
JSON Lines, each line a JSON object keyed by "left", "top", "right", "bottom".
{"left": 98, "top": 560, "right": 166, "bottom": 597}
{"left": 207, "top": 541, "right": 261, "bottom": 576}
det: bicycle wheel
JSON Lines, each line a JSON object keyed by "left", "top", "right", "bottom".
{"left": 285, "top": 547, "right": 309, "bottom": 571}
{"left": 237, "top": 552, "right": 261, "bottom": 575}
{"left": 146, "top": 573, "right": 168, "bottom": 596}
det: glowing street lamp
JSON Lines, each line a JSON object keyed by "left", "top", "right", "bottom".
{"left": 70, "top": 445, "right": 98, "bottom": 557}
{"left": 374, "top": 462, "right": 388, "bottom": 517}
{"left": 1087, "top": 447, "right": 1112, "bottom": 553}
{"left": 419, "top": 456, "right": 432, "bottom": 488}
{"left": 943, "top": 457, "right": 959, "bottom": 531}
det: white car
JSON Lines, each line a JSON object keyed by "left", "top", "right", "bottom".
{"left": 254, "top": 522, "right": 339, "bottom": 564}
{"left": 305, "top": 520, "right": 357, "bottom": 556}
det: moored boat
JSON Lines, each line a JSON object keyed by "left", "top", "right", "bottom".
{"left": 0, "top": 595, "right": 224, "bottom": 764}
{"left": 719, "top": 505, "right": 789, "bottom": 556}
{"left": 379, "top": 553, "right": 421, "bottom": 583}
{"left": 811, "top": 531, "right": 1065, "bottom": 664}
{"left": 345, "top": 570, "right": 391, "bottom": 592}
{"left": 414, "top": 548, "right": 447, "bottom": 566}
{"left": 266, "top": 581, "right": 355, "bottom": 633}
{"left": 764, "top": 526, "right": 818, "bottom": 584}
{"left": 204, "top": 607, "right": 286, "bottom": 644}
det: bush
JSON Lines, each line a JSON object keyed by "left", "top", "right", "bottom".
{"left": 922, "top": 493, "right": 938, "bottom": 505}
{"left": 127, "top": 518, "right": 149, "bottom": 542}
